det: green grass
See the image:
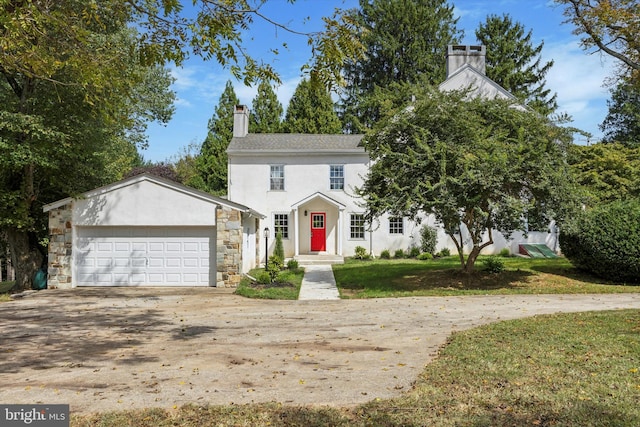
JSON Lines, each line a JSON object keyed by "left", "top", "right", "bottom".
{"left": 234, "top": 267, "right": 304, "bottom": 299}
{"left": 333, "top": 256, "right": 639, "bottom": 298}
{"left": 73, "top": 309, "right": 640, "bottom": 426}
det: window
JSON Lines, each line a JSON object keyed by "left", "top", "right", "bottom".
{"left": 274, "top": 213, "right": 289, "bottom": 239}
{"left": 350, "top": 214, "right": 365, "bottom": 239}
{"left": 330, "top": 165, "right": 344, "bottom": 190}
{"left": 389, "top": 217, "right": 404, "bottom": 234}
{"left": 270, "top": 165, "right": 284, "bottom": 190}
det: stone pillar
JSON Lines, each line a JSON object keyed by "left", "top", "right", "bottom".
{"left": 47, "top": 205, "right": 73, "bottom": 289}
{"left": 216, "top": 206, "right": 243, "bottom": 287}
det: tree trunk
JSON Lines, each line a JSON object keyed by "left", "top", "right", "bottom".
{"left": 6, "top": 227, "right": 43, "bottom": 291}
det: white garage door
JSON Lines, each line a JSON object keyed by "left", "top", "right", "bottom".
{"left": 75, "top": 226, "right": 215, "bottom": 286}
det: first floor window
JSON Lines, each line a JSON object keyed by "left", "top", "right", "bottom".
{"left": 389, "top": 217, "right": 404, "bottom": 234}
{"left": 274, "top": 213, "right": 289, "bottom": 239}
{"left": 350, "top": 214, "right": 365, "bottom": 239}
{"left": 270, "top": 165, "right": 284, "bottom": 190}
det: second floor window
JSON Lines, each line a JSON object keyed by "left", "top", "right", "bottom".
{"left": 330, "top": 165, "right": 344, "bottom": 190}
{"left": 270, "top": 165, "right": 284, "bottom": 190}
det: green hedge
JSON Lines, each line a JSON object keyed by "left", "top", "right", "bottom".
{"left": 559, "top": 199, "right": 640, "bottom": 283}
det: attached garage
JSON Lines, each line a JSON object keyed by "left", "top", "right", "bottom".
{"left": 44, "top": 174, "right": 263, "bottom": 289}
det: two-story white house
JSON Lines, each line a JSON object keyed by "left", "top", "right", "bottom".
{"left": 228, "top": 45, "right": 557, "bottom": 265}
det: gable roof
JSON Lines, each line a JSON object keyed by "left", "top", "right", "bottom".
{"left": 43, "top": 173, "right": 265, "bottom": 218}
{"left": 439, "top": 63, "right": 516, "bottom": 101}
{"left": 227, "top": 133, "right": 365, "bottom": 155}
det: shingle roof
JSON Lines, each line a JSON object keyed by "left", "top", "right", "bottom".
{"left": 227, "top": 133, "right": 365, "bottom": 153}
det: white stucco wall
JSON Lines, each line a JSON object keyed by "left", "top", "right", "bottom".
{"left": 73, "top": 179, "right": 218, "bottom": 226}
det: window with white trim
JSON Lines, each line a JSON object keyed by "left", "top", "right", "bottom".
{"left": 350, "top": 214, "right": 366, "bottom": 239}
{"left": 270, "top": 165, "right": 284, "bottom": 190}
{"left": 389, "top": 217, "right": 404, "bottom": 234}
{"left": 274, "top": 213, "right": 289, "bottom": 239}
{"left": 330, "top": 165, "right": 344, "bottom": 190}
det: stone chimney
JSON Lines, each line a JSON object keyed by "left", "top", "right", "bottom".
{"left": 446, "top": 45, "right": 486, "bottom": 78}
{"left": 233, "top": 105, "right": 249, "bottom": 138}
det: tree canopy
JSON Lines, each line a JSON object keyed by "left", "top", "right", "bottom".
{"left": 357, "top": 83, "right": 577, "bottom": 271}
{"left": 339, "top": 0, "right": 463, "bottom": 132}
{"left": 568, "top": 142, "right": 640, "bottom": 206}
{"left": 250, "top": 80, "right": 283, "bottom": 133}
{"left": 600, "top": 76, "right": 640, "bottom": 146}
{"left": 282, "top": 78, "right": 342, "bottom": 134}
{"left": 195, "top": 80, "right": 239, "bottom": 195}
{"left": 475, "top": 14, "right": 558, "bottom": 116}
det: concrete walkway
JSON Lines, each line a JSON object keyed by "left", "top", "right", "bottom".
{"left": 298, "top": 264, "right": 340, "bottom": 300}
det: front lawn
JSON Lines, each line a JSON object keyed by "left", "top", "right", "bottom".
{"left": 333, "top": 256, "right": 639, "bottom": 298}
{"left": 73, "top": 309, "right": 640, "bottom": 426}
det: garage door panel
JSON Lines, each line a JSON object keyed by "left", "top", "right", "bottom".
{"left": 75, "top": 226, "right": 214, "bottom": 286}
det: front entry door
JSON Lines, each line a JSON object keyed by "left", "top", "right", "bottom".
{"left": 310, "top": 212, "right": 326, "bottom": 251}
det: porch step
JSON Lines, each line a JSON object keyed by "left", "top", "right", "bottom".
{"left": 295, "top": 254, "right": 344, "bottom": 266}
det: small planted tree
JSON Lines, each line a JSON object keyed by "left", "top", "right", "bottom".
{"left": 420, "top": 225, "right": 438, "bottom": 255}
{"left": 274, "top": 231, "right": 285, "bottom": 263}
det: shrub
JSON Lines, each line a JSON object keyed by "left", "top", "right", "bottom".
{"left": 438, "top": 248, "right": 451, "bottom": 257}
{"left": 499, "top": 248, "right": 511, "bottom": 257}
{"left": 266, "top": 255, "right": 284, "bottom": 282}
{"left": 560, "top": 199, "right": 640, "bottom": 283}
{"left": 417, "top": 252, "right": 433, "bottom": 260}
{"left": 394, "top": 249, "right": 405, "bottom": 259}
{"left": 420, "top": 225, "right": 438, "bottom": 254}
{"left": 482, "top": 256, "right": 505, "bottom": 273}
{"left": 274, "top": 231, "right": 285, "bottom": 262}
{"left": 380, "top": 250, "right": 391, "bottom": 259}
{"left": 257, "top": 272, "right": 272, "bottom": 284}
{"left": 408, "top": 246, "right": 421, "bottom": 258}
{"left": 354, "top": 246, "right": 370, "bottom": 260}
{"left": 286, "top": 259, "right": 299, "bottom": 270}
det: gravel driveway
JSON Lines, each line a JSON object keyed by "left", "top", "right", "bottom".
{"left": 1, "top": 288, "right": 639, "bottom": 415}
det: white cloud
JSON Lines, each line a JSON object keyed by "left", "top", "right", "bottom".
{"left": 543, "top": 40, "right": 614, "bottom": 140}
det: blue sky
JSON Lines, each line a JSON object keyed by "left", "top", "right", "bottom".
{"left": 143, "top": 0, "right": 615, "bottom": 162}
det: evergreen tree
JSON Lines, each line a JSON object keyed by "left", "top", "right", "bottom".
{"left": 475, "top": 14, "right": 557, "bottom": 116}
{"left": 250, "top": 80, "right": 283, "bottom": 133}
{"left": 196, "top": 80, "right": 239, "bottom": 195}
{"left": 601, "top": 77, "right": 640, "bottom": 147}
{"left": 340, "top": 0, "right": 463, "bottom": 132}
{"left": 282, "top": 78, "right": 342, "bottom": 134}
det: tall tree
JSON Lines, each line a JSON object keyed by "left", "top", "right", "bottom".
{"left": 555, "top": 0, "right": 640, "bottom": 86}
{"left": 357, "top": 82, "right": 577, "bottom": 272}
{"left": 340, "top": 0, "right": 463, "bottom": 132}
{"left": 600, "top": 76, "right": 640, "bottom": 146}
{"left": 196, "top": 81, "right": 239, "bottom": 195}
{"left": 282, "top": 78, "right": 342, "bottom": 134}
{"left": 475, "top": 14, "right": 558, "bottom": 116}
{"left": 250, "top": 80, "right": 283, "bottom": 133}
{"left": 0, "top": 27, "right": 174, "bottom": 290}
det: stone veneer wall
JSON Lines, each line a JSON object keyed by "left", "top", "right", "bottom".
{"left": 47, "top": 204, "right": 73, "bottom": 289}
{"left": 216, "top": 206, "right": 243, "bottom": 287}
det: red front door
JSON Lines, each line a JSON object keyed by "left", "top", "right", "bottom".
{"left": 310, "top": 213, "right": 326, "bottom": 251}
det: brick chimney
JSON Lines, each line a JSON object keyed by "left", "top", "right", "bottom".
{"left": 233, "top": 105, "right": 249, "bottom": 138}
{"left": 446, "top": 45, "right": 486, "bottom": 78}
